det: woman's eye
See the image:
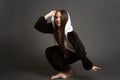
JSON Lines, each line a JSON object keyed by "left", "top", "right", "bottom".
{"left": 55, "top": 16, "right": 58, "bottom": 19}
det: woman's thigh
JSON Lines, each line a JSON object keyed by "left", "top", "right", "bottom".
{"left": 45, "top": 45, "right": 70, "bottom": 71}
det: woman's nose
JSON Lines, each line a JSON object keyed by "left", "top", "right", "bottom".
{"left": 56, "top": 18, "right": 60, "bottom": 21}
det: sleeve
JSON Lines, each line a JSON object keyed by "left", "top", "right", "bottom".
{"left": 67, "top": 31, "right": 93, "bottom": 70}
{"left": 34, "top": 16, "right": 54, "bottom": 34}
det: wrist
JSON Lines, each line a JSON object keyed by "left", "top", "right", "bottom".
{"left": 44, "top": 14, "right": 52, "bottom": 20}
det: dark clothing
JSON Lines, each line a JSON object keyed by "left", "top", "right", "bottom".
{"left": 45, "top": 45, "right": 80, "bottom": 72}
{"left": 34, "top": 16, "right": 93, "bottom": 71}
{"left": 35, "top": 16, "right": 54, "bottom": 34}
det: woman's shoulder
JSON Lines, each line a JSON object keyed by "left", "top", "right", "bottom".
{"left": 67, "top": 31, "right": 77, "bottom": 37}
{"left": 67, "top": 31, "right": 80, "bottom": 41}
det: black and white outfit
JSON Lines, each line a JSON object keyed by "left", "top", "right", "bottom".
{"left": 34, "top": 13, "right": 93, "bottom": 72}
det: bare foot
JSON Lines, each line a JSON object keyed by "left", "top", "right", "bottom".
{"left": 50, "top": 73, "right": 67, "bottom": 80}
{"left": 50, "top": 70, "right": 73, "bottom": 80}
{"left": 92, "top": 65, "right": 101, "bottom": 71}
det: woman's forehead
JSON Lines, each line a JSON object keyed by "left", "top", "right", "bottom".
{"left": 55, "top": 11, "right": 61, "bottom": 16}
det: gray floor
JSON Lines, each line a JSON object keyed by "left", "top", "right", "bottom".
{"left": 0, "top": 59, "right": 119, "bottom": 80}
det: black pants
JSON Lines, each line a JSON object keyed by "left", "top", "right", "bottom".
{"left": 45, "top": 45, "right": 80, "bottom": 72}
{"left": 45, "top": 46, "right": 93, "bottom": 71}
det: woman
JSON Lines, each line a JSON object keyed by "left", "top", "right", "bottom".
{"left": 34, "top": 10, "right": 101, "bottom": 80}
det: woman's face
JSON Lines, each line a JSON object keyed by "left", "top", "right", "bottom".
{"left": 54, "top": 11, "right": 61, "bottom": 27}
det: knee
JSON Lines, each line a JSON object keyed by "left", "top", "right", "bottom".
{"left": 45, "top": 47, "right": 51, "bottom": 56}
{"left": 45, "top": 45, "right": 59, "bottom": 56}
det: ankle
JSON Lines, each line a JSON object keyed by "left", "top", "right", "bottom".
{"left": 62, "top": 70, "right": 73, "bottom": 77}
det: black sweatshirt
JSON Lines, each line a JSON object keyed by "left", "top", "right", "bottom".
{"left": 34, "top": 16, "right": 93, "bottom": 70}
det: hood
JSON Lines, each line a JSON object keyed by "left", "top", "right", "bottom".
{"left": 51, "top": 12, "right": 73, "bottom": 36}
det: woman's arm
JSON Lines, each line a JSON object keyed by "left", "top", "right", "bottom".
{"left": 67, "top": 31, "right": 93, "bottom": 70}
{"left": 34, "top": 10, "right": 56, "bottom": 34}
{"left": 34, "top": 16, "right": 54, "bottom": 34}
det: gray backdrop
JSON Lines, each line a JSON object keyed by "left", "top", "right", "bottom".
{"left": 0, "top": 0, "right": 120, "bottom": 80}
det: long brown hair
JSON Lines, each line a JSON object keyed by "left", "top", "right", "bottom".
{"left": 54, "top": 10, "right": 68, "bottom": 57}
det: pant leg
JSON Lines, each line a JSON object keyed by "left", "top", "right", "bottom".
{"left": 45, "top": 45, "right": 71, "bottom": 72}
{"left": 66, "top": 50, "right": 93, "bottom": 70}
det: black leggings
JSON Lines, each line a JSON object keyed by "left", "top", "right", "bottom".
{"left": 45, "top": 45, "right": 80, "bottom": 72}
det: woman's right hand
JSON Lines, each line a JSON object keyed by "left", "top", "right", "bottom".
{"left": 45, "top": 10, "right": 56, "bottom": 20}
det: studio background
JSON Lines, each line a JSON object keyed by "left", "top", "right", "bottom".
{"left": 0, "top": 0, "right": 120, "bottom": 80}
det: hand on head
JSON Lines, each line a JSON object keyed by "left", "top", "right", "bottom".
{"left": 45, "top": 10, "right": 56, "bottom": 20}
{"left": 49, "top": 10, "right": 56, "bottom": 17}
